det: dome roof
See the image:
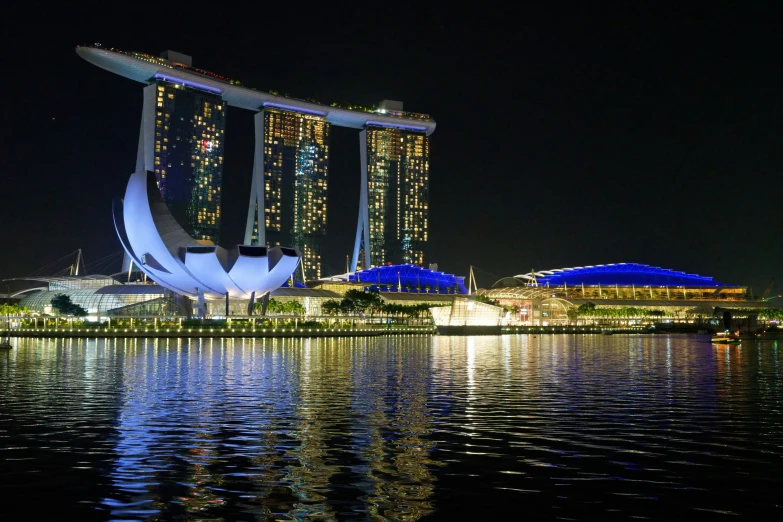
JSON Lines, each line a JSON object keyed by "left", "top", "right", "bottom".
{"left": 498, "top": 263, "right": 732, "bottom": 288}
{"left": 348, "top": 264, "right": 468, "bottom": 294}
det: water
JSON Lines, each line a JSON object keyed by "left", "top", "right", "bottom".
{"left": 0, "top": 335, "right": 781, "bottom": 520}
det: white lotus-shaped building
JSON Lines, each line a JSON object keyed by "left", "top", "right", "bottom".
{"left": 113, "top": 170, "right": 301, "bottom": 302}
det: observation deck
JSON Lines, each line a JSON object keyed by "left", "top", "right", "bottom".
{"left": 76, "top": 45, "right": 436, "bottom": 135}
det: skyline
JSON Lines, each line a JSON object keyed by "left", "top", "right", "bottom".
{"left": 1, "top": 5, "right": 781, "bottom": 294}
{"left": 78, "top": 45, "right": 434, "bottom": 282}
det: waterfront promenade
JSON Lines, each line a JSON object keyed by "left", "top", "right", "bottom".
{"left": 4, "top": 325, "right": 435, "bottom": 339}
{"left": 3, "top": 324, "right": 647, "bottom": 339}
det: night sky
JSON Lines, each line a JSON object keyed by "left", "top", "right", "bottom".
{"left": 2, "top": 5, "right": 781, "bottom": 293}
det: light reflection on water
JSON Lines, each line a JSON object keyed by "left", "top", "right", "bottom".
{"left": 0, "top": 335, "right": 781, "bottom": 520}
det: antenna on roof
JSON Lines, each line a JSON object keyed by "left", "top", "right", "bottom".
{"left": 468, "top": 266, "right": 480, "bottom": 295}
{"left": 74, "top": 249, "right": 83, "bottom": 276}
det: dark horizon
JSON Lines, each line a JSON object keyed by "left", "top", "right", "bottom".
{"left": 2, "top": 5, "right": 781, "bottom": 295}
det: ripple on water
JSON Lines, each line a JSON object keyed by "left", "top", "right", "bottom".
{"left": 0, "top": 335, "right": 781, "bottom": 520}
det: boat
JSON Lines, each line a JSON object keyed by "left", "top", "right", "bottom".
{"left": 711, "top": 331, "right": 740, "bottom": 344}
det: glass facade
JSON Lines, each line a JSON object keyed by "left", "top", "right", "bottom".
{"left": 153, "top": 81, "right": 226, "bottom": 243}
{"left": 19, "top": 287, "right": 169, "bottom": 316}
{"left": 251, "top": 109, "right": 329, "bottom": 282}
{"left": 430, "top": 298, "right": 504, "bottom": 327}
{"left": 366, "top": 127, "right": 429, "bottom": 266}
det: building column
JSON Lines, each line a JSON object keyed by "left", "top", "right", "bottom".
{"left": 244, "top": 110, "right": 265, "bottom": 246}
{"left": 136, "top": 84, "right": 157, "bottom": 174}
{"left": 122, "top": 84, "right": 158, "bottom": 273}
{"left": 351, "top": 129, "right": 371, "bottom": 272}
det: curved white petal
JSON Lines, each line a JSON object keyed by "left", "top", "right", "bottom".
{"left": 119, "top": 170, "right": 301, "bottom": 301}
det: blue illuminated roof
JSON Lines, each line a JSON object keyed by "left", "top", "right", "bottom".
{"left": 280, "top": 280, "right": 307, "bottom": 289}
{"left": 348, "top": 264, "right": 468, "bottom": 294}
{"left": 510, "top": 263, "right": 733, "bottom": 287}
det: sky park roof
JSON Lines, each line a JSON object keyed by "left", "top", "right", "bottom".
{"left": 496, "top": 263, "right": 735, "bottom": 288}
{"left": 76, "top": 44, "right": 436, "bottom": 135}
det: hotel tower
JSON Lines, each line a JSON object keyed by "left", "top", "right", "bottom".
{"left": 77, "top": 45, "right": 435, "bottom": 280}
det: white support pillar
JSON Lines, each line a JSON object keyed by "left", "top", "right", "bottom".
{"left": 136, "top": 84, "right": 157, "bottom": 174}
{"left": 196, "top": 288, "right": 207, "bottom": 319}
{"left": 351, "top": 129, "right": 371, "bottom": 272}
{"left": 351, "top": 202, "right": 363, "bottom": 272}
{"left": 244, "top": 110, "right": 266, "bottom": 246}
{"left": 123, "top": 84, "right": 158, "bottom": 273}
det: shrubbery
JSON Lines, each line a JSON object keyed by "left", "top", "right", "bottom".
{"left": 182, "top": 319, "right": 228, "bottom": 328}
{"left": 321, "top": 290, "right": 432, "bottom": 318}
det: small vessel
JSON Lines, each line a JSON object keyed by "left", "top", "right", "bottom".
{"left": 711, "top": 330, "right": 740, "bottom": 344}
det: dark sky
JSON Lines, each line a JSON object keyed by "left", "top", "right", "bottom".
{"left": 1, "top": 5, "right": 781, "bottom": 293}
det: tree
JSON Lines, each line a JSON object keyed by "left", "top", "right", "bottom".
{"left": 266, "top": 298, "right": 284, "bottom": 315}
{"left": 258, "top": 298, "right": 306, "bottom": 315}
{"left": 341, "top": 289, "right": 384, "bottom": 315}
{"left": 322, "top": 300, "right": 341, "bottom": 315}
{"left": 283, "top": 301, "right": 306, "bottom": 315}
{"left": 50, "top": 294, "right": 87, "bottom": 317}
{"left": 576, "top": 302, "right": 597, "bottom": 316}
{"left": 0, "top": 304, "right": 30, "bottom": 317}
{"left": 339, "top": 299, "right": 355, "bottom": 314}
{"left": 473, "top": 294, "right": 499, "bottom": 306}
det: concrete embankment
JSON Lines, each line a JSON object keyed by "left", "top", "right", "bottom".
{"left": 4, "top": 325, "right": 658, "bottom": 339}
{"left": 5, "top": 326, "right": 435, "bottom": 339}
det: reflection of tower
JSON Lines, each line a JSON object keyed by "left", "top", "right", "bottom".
{"left": 354, "top": 336, "right": 438, "bottom": 519}
{"left": 352, "top": 101, "right": 430, "bottom": 270}
{"left": 280, "top": 338, "right": 341, "bottom": 518}
{"left": 245, "top": 109, "right": 329, "bottom": 282}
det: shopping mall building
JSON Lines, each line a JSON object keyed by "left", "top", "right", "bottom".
{"left": 10, "top": 263, "right": 772, "bottom": 325}
{"left": 480, "top": 263, "right": 769, "bottom": 325}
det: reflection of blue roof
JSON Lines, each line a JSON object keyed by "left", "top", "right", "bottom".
{"left": 350, "top": 264, "right": 468, "bottom": 294}
{"left": 513, "top": 263, "right": 732, "bottom": 287}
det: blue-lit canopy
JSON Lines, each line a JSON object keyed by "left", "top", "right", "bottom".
{"left": 348, "top": 264, "right": 467, "bottom": 294}
{"left": 499, "top": 263, "right": 732, "bottom": 288}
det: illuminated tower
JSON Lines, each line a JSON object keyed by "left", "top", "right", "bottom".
{"left": 245, "top": 109, "right": 329, "bottom": 282}
{"left": 353, "top": 101, "right": 430, "bottom": 269}
{"left": 131, "top": 51, "right": 226, "bottom": 246}
{"left": 151, "top": 80, "right": 226, "bottom": 243}
{"left": 396, "top": 130, "right": 429, "bottom": 265}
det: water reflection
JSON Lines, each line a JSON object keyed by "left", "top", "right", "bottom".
{"left": 1, "top": 335, "right": 782, "bottom": 519}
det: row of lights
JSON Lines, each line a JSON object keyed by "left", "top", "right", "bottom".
{"left": 11, "top": 327, "right": 436, "bottom": 335}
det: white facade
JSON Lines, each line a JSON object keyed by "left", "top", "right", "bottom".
{"left": 115, "top": 170, "right": 301, "bottom": 302}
